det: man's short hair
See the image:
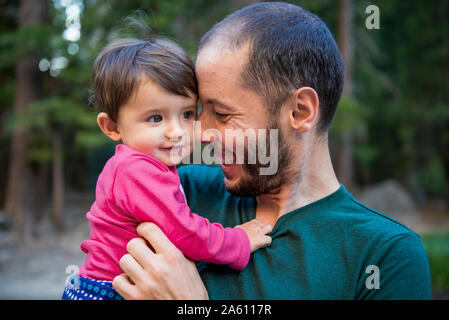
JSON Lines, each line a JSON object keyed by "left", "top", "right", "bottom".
{"left": 198, "top": 2, "right": 344, "bottom": 133}
{"left": 93, "top": 37, "right": 197, "bottom": 122}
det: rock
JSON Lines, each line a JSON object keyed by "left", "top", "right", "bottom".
{"left": 427, "top": 199, "right": 449, "bottom": 213}
{"left": 355, "top": 179, "right": 420, "bottom": 228}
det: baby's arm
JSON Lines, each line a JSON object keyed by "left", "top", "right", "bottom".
{"left": 113, "top": 157, "right": 270, "bottom": 270}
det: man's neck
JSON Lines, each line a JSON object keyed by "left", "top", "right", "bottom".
{"left": 255, "top": 139, "right": 340, "bottom": 227}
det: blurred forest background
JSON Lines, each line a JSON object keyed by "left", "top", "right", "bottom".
{"left": 0, "top": 0, "right": 448, "bottom": 299}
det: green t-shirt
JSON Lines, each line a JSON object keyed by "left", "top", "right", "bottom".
{"left": 178, "top": 164, "right": 431, "bottom": 299}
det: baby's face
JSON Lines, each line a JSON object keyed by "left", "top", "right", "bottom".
{"left": 116, "top": 78, "right": 197, "bottom": 166}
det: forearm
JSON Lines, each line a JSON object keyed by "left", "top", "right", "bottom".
{"left": 115, "top": 163, "right": 250, "bottom": 269}
{"left": 170, "top": 214, "right": 251, "bottom": 270}
{"left": 113, "top": 223, "right": 210, "bottom": 300}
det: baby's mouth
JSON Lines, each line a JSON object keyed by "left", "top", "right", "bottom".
{"left": 161, "top": 144, "right": 184, "bottom": 150}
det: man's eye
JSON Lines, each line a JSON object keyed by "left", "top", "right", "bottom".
{"left": 148, "top": 115, "right": 163, "bottom": 123}
{"left": 182, "top": 111, "right": 194, "bottom": 120}
{"left": 215, "top": 111, "right": 230, "bottom": 120}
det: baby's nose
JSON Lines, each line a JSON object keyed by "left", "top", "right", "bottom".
{"left": 165, "top": 125, "right": 186, "bottom": 142}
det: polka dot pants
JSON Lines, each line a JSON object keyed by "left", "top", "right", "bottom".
{"left": 61, "top": 275, "right": 123, "bottom": 300}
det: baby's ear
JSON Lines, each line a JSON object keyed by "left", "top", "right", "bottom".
{"left": 97, "top": 112, "right": 121, "bottom": 141}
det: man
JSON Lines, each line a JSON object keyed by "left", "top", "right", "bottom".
{"left": 112, "top": 2, "right": 431, "bottom": 299}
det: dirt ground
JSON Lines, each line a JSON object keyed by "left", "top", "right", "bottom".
{"left": 0, "top": 192, "right": 92, "bottom": 299}
{"left": 0, "top": 192, "right": 448, "bottom": 300}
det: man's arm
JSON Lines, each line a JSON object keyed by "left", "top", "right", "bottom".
{"left": 112, "top": 222, "right": 209, "bottom": 300}
{"left": 356, "top": 232, "right": 431, "bottom": 300}
{"left": 114, "top": 158, "right": 264, "bottom": 270}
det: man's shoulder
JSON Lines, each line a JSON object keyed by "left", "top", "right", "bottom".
{"left": 328, "top": 189, "right": 430, "bottom": 299}
{"left": 345, "top": 196, "right": 431, "bottom": 299}
{"left": 334, "top": 187, "right": 420, "bottom": 240}
{"left": 178, "top": 163, "right": 223, "bottom": 174}
{"left": 178, "top": 164, "right": 224, "bottom": 185}
{"left": 177, "top": 164, "right": 228, "bottom": 203}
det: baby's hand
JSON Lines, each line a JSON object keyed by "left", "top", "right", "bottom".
{"left": 236, "top": 219, "right": 273, "bottom": 252}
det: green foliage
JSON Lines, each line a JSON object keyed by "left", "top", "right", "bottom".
{"left": 421, "top": 232, "right": 449, "bottom": 291}
{"left": 0, "top": 0, "right": 448, "bottom": 197}
{"left": 331, "top": 96, "right": 367, "bottom": 133}
{"left": 323, "top": 0, "right": 449, "bottom": 195}
{"left": 75, "top": 130, "right": 109, "bottom": 150}
{"left": 410, "top": 156, "right": 447, "bottom": 196}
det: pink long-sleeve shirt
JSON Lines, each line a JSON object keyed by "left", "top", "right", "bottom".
{"left": 78, "top": 144, "right": 250, "bottom": 281}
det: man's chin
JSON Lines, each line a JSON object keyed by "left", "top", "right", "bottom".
{"left": 223, "top": 166, "right": 277, "bottom": 197}
{"left": 221, "top": 164, "right": 249, "bottom": 195}
{"left": 221, "top": 163, "right": 240, "bottom": 180}
{"left": 224, "top": 177, "right": 266, "bottom": 197}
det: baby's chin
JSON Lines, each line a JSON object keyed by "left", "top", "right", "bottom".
{"left": 158, "top": 147, "right": 191, "bottom": 167}
{"left": 127, "top": 144, "right": 190, "bottom": 167}
{"left": 159, "top": 158, "right": 182, "bottom": 167}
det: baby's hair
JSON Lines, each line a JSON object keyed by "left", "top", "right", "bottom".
{"left": 92, "top": 34, "right": 197, "bottom": 122}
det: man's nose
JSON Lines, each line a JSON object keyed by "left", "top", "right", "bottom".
{"left": 197, "top": 110, "right": 214, "bottom": 143}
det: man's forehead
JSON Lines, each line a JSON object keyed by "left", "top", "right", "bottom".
{"left": 196, "top": 42, "right": 249, "bottom": 71}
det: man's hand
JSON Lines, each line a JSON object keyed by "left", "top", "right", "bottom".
{"left": 112, "top": 222, "right": 209, "bottom": 300}
{"left": 236, "top": 219, "right": 272, "bottom": 252}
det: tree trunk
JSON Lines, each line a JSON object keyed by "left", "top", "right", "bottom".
{"left": 35, "top": 162, "right": 49, "bottom": 222}
{"left": 4, "top": 0, "right": 44, "bottom": 240}
{"left": 52, "top": 128, "right": 64, "bottom": 231}
{"left": 336, "top": 0, "right": 355, "bottom": 190}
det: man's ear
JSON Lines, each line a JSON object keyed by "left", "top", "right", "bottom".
{"left": 97, "top": 112, "right": 121, "bottom": 141}
{"left": 288, "top": 87, "right": 319, "bottom": 134}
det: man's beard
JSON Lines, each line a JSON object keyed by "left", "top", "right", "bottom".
{"left": 225, "top": 121, "right": 298, "bottom": 197}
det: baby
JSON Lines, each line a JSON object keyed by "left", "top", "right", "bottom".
{"left": 61, "top": 37, "right": 272, "bottom": 300}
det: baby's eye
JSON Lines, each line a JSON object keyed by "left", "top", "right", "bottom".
{"left": 182, "top": 111, "right": 194, "bottom": 120}
{"left": 148, "top": 115, "right": 163, "bottom": 123}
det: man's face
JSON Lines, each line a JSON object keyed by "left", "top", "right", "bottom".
{"left": 195, "top": 45, "right": 294, "bottom": 196}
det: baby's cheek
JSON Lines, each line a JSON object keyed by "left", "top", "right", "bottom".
{"left": 131, "top": 134, "right": 159, "bottom": 156}
{"left": 181, "top": 126, "right": 192, "bottom": 145}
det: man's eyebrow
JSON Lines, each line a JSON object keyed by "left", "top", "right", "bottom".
{"left": 205, "top": 98, "right": 234, "bottom": 111}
